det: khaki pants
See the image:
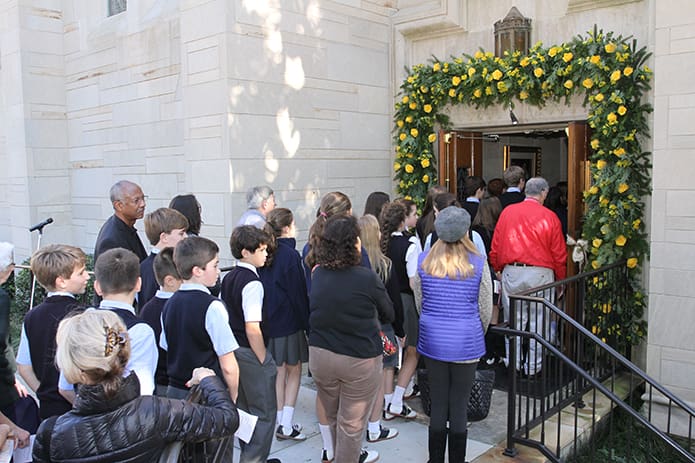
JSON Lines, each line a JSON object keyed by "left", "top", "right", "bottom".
{"left": 309, "top": 346, "right": 381, "bottom": 463}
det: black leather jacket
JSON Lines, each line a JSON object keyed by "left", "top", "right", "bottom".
{"left": 33, "top": 373, "right": 238, "bottom": 462}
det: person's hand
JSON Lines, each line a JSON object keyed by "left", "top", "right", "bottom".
{"left": 14, "top": 382, "right": 28, "bottom": 398}
{"left": 11, "top": 425, "right": 30, "bottom": 449}
{"left": 186, "top": 367, "right": 216, "bottom": 387}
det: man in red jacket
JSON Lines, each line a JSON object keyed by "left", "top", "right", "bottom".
{"left": 490, "top": 177, "right": 567, "bottom": 376}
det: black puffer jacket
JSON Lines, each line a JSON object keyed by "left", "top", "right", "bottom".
{"left": 33, "top": 373, "right": 238, "bottom": 462}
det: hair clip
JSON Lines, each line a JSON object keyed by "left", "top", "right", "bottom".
{"left": 104, "top": 326, "right": 127, "bottom": 357}
{"left": 319, "top": 211, "right": 328, "bottom": 218}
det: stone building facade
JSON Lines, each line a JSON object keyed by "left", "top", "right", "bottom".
{"left": 1, "top": 0, "right": 693, "bottom": 431}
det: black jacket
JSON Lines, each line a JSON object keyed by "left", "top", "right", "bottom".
{"left": 33, "top": 373, "right": 238, "bottom": 462}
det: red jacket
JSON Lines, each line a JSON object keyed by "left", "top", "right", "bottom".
{"left": 490, "top": 198, "right": 567, "bottom": 280}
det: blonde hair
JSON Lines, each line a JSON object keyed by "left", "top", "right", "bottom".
{"left": 30, "top": 244, "right": 87, "bottom": 291}
{"left": 56, "top": 310, "right": 130, "bottom": 398}
{"left": 357, "top": 215, "right": 391, "bottom": 283}
{"left": 421, "top": 237, "right": 479, "bottom": 279}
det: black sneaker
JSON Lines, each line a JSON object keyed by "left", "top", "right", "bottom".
{"left": 359, "top": 448, "right": 379, "bottom": 463}
{"left": 384, "top": 403, "right": 417, "bottom": 420}
{"left": 275, "top": 424, "right": 306, "bottom": 441}
{"left": 366, "top": 425, "right": 398, "bottom": 443}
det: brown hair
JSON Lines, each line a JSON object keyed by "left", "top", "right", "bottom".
{"left": 472, "top": 196, "right": 502, "bottom": 232}
{"left": 305, "top": 192, "right": 352, "bottom": 268}
{"left": 378, "top": 201, "right": 406, "bottom": 255}
{"left": 229, "top": 225, "right": 270, "bottom": 260}
{"left": 316, "top": 215, "right": 361, "bottom": 270}
{"left": 30, "top": 244, "right": 87, "bottom": 291}
{"left": 263, "top": 208, "right": 294, "bottom": 267}
{"left": 174, "top": 236, "right": 219, "bottom": 280}
{"left": 144, "top": 208, "right": 189, "bottom": 246}
{"left": 153, "top": 247, "right": 181, "bottom": 286}
{"left": 94, "top": 248, "right": 140, "bottom": 296}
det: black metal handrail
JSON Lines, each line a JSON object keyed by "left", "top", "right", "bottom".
{"left": 491, "top": 261, "right": 695, "bottom": 462}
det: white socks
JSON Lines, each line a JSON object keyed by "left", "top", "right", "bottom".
{"left": 391, "top": 385, "right": 406, "bottom": 411}
{"left": 319, "top": 424, "right": 334, "bottom": 460}
{"left": 384, "top": 393, "right": 393, "bottom": 410}
{"left": 281, "top": 406, "right": 295, "bottom": 434}
{"left": 368, "top": 420, "right": 381, "bottom": 435}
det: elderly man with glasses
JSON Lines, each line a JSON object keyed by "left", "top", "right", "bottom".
{"left": 94, "top": 180, "right": 148, "bottom": 264}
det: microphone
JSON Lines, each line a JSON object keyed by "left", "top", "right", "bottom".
{"left": 29, "top": 217, "right": 54, "bottom": 232}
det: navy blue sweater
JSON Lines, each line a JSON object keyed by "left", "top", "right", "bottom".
{"left": 258, "top": 238, "right": 309, "bottom": 338}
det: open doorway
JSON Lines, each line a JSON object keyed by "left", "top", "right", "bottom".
{"left": 437, "top": 122, "right": 590, "bottom": 275}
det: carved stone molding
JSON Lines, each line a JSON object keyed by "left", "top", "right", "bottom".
{"left": 568, "top": 0, "right": 643, "bottom": 14}
{"left": 392, "top": 0, "right": 467, "bottom": 38}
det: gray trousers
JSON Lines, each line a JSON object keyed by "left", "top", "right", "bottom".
{"left": 501, "top": 265, "right": 554, "bottom": 375}
{"left": 236, "top": 346, "right": 278, "bottom": 463}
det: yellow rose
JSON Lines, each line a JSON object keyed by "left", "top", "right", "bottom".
{"left": 427, "top": 134, "right": 436, "bottom": 143}
{"left": 624, "top": 66, "right": 634, "bottom": 76}
{"left": 593, "top": 238, "right": 602, "bottom": 248}
{"left": 596, "top": 159, "right": 606, "bottom": 169}
{"left": 602, "top": 303, "right": 612, "bottom": 314}
{"left": 399, "top": 133, "right": 406, "bottom": 141}
{"left": 420, "top": 85, "right": 429, "bottom": 93}
{"left": 423, "top": 104, "right": 432, "bottom": 114}
{"left": 589, "top": 186, "right": 599, "bottom": 195}
{"left": 421, "top": 158, "right": 431, "bottom": 168}
{"left": 617, "top": 105, "right": 627, "bottom": 116}
{"left": 590, "top": 55, "right": 601, "bottom": 64}
{"left": 496, "top": 81, "right": 508, "bottom": 92}
{"left": 519, "top": 90, "right": 529, "bottom": 100}
{"left": 473, "top": 88, "right": 482, "bottom": 98}
{"left": 393, "top": 162, "right": 401, "bottom": 171}
{"left": 591, "top": 260, "right": 600, "bottom": 270}
{"left": 404, "top": 195, "right": 412, "bottom": 200}
{"left": 396, "top": 120, "right": 404, "bottom": 128}
{"left": 594, "top": 93, "right": 604, "bottom": 102}
{"left": 614, "top": 147, "right": 626, "bottom": 156}
{"left": 582, "top": 78, "right": 594, "bottom": 89}
{"left": 591, "top": 139, "right": 600, "bottom": 150}
{"left": 449, "top": 88, "right": 456, "bottom": 97}
{"left": 474, "top": 51, "right": 484, "bottom": 60}
{"left": 452, "top": 76, "right": 461, "bottom": 86}
{"left": 618, "top": 183, "right": 629, "bottom": 193}
{"left": 534, "top": 68, "right": 544, "bottom": 78}
{"left": 610, "top": 70, "right": 622, "bottom": 83}
{"left": 564, "top": 80, "right": 573, "bottom": 89}
{"left": 607, "top": 112, "right": 617, "bottom": 123}
{"left": 404, "top": 164, "right": 414, "bottom": 173}
{"left": 422, "top": 174, "right": 430, "bottom": 183}
{"left": 600, "top": 197, "right": 609, "bottom": 206}
{"left": 410, "top": 128, "right": 419, "bottom": 137}
{"left": 605, "top": 43, "right": 617, "bottom": 53}
{"left": 562, "top": 52, "right": 573, "bottom": 63}
{"left": 405, "top": 115, "right": 413, "bottom": 123}
{"left": 633, "top": 219, "right": 641, "bottom": 230}
{"left": 627, "top": 257, "right": 638, "bottom": 269}
{"left": 433, "top": 62, "right": 441, "bottom": 72}
{"left": 591, "top": 325, "right": 598, "bottom": 334}
{"left": 615, "top": 235, "right": 627, "bottom": 246}
{"left": 520, "top": 57, "right": 530, "bottom": 67}
{"left": 491, "top": 69, "right": 503, "bottom": 80}
{"left": 468, "top": 67, "right": 476, "bottom": 77}
{"left": 548, "top": 47, "right": 559, "bottom": 57}
{"left": 407, "top": 76, "right": 414, "bottom": 84}
{"left": 409, "top": 102, "right": 417, "bottom": 110}
{"left": 402, "top": 95, "right": 409, "bottom": 104}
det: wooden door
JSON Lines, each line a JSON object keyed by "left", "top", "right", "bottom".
{"left": 567, "top": 121, "right": 590, "bottom": 278}
{"left": 437, "top": 130, "right": 483, "bottom": 201}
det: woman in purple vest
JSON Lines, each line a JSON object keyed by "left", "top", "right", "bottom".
{"left": 415, "top": 206, "right": 492, "bottom": 463}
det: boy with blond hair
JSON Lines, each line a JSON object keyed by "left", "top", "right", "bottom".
{"left": 17, "top": 244, "right": 90, "bottom": 419}
{"left": 138, "top": 207, "right": 188, "bottom": 309}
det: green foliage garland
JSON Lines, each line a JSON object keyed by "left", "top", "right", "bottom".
{"left": 393, "top": 27, "right": 651, "bottom": 350}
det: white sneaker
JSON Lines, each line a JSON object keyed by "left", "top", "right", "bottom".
{"left": 359, "top": 449, "right": 379, "bottom": 463}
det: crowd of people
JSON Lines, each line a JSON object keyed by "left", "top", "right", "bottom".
{"left": 0, "top": 166, "right": 568, "bottom": 463}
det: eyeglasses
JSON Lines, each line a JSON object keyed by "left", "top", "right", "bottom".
{"left": 122, "top": 195, "right": 148, "bottom": 206}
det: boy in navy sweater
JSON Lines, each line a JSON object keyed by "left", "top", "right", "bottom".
{"left": 221, "top": 226, "right": 279, "bottom": 463}
{"left": 138, "top": 208, "right": 188, "bottom": 310}
{"left": 17, "top": 244, "right": 89, "bottom": 419}
{"left": 139, "top": 247, "right": 181, "bottom": 396}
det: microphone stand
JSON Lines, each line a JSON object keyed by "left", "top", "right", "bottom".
{"left": 29, "top": 223, "right": 48, "bottom": 309}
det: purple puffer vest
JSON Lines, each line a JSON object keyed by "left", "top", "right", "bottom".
{"left": 417, "top": 251, "right": 486, "bottom": 362}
